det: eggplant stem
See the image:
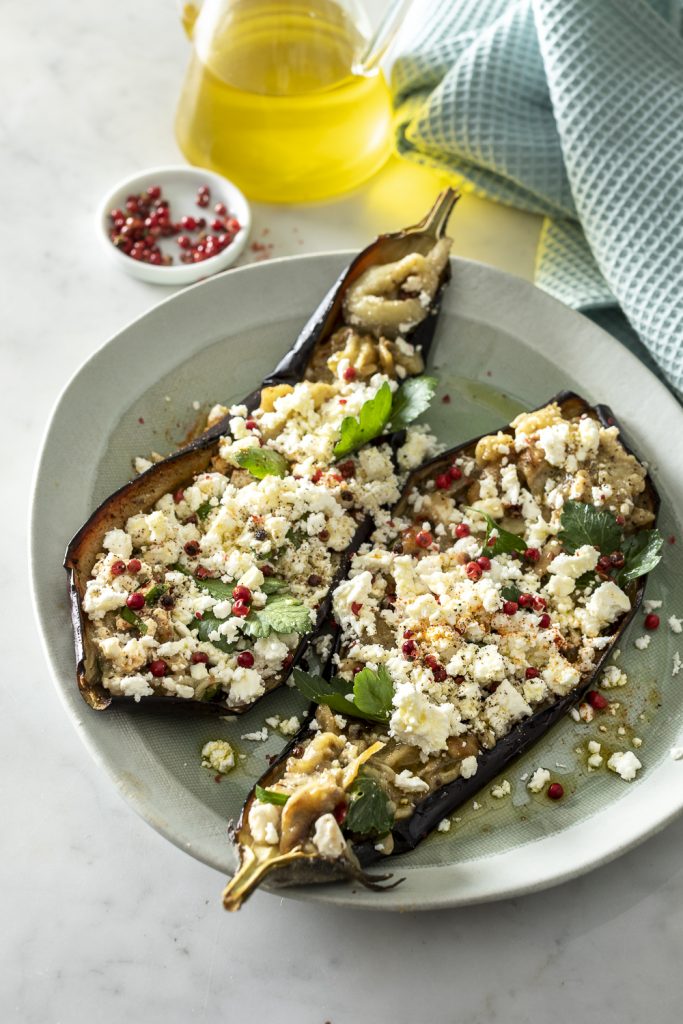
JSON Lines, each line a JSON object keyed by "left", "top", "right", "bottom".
{"left": 222, "top": 847, "right": 315, "bottom": 912}
{"left": 412, "top": 187, "right": 459, "bottom": 239}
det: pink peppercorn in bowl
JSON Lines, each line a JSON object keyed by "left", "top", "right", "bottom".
{"left": 97, "top": 165, "right": 251, "bottom": 286}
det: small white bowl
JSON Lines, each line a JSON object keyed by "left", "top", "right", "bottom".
{"left": 97, "top": 165, "right": 251, "bottom": 286}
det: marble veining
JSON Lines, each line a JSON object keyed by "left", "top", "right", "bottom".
{"left": 4, "top": 1, "right": 681, "bottom": 1022}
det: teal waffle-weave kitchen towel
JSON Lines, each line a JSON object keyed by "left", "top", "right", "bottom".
{"left": 392, "top": 0, "right": 683, "bottom": 395}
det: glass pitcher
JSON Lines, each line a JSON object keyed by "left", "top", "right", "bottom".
{"left": 175, "top": 0, "right": 410, "bottom": 203}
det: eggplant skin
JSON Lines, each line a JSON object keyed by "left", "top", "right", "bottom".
{"left": 236, "top": 390, "right": 660, "bottom": 884}
{"left": 64, "top": 189, "right": 460, "bottom": 714}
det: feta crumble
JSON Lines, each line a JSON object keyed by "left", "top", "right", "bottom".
{"left": 607, "top": 750, "right": 642, "bottom": 781}
{"left": 201, "top": 740, "right": 235, "bottom": 774}
{"left": 527, "top": 768, "right": 551, "bottom": 793}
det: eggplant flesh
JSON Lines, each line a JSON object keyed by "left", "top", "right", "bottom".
{"left": 222, "top": 391, "right": 660, "bottom": 908}
{"left": 64, "top": 190, "right": 459, "bottom": 713}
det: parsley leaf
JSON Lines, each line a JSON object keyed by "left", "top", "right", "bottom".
{"left": 193, "top": 576, "right": 234, "bottom": 601}
{"left": 558, "top": 502, "right": 662, "bottom": 585}
{"left": 292, "top": 667, "right": 393, "bottom": 723}
{"left": 467, "top": 507, "right": 526, "bottom": 557}
{"left": 235, "top": 447, "right": 289, "bottom": 479}
{"left": 333, "top": 381, "right": 393, "bottom": 459}
{"left": 344, "top": 775, "right": 394, "bottom": 838}
{"left": 388, "top": 376, "right": 438, "bottom": 431}
{"left": 292, "top": 669, "right": 360, "bottom": 718}
{"left": 254, "top": 785, "right": 290, "bottom": 806}
{"left": 500, "top": 584, "right": 521, "bottom": 603}
{"left": 618, "top": 530, "right": 664, "bottom": 584}
{"left": 352, "top": 665, "right": 393, "bottom": 721}
{"left": 333, "top": 376, "right": 438, "bottom": 459}
{"left": 558, "top": 500, "right": 621, "bottom": 555}
{"left": 188, "top": 611, "right": 236, "bottom": 653}
{"left": 244, "top": 594, "right": 313, "bottom": 638}
{"left": 172, "top": 563, "right": 236, "bottom": 602}
{"left": 260, "top": 576, "right": 290, "bottom": 595}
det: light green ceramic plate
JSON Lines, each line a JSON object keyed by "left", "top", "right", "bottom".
{"left": 31, "top": 254, "right": 683, "bottom": 911}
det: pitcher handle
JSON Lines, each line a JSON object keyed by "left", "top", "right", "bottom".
{"left": 355, "top": 0, "right": 414, "bottom": 74}
{"left": 177, "top": 0, "right": 202, "bottom": 39}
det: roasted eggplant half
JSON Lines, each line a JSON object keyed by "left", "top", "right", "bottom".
{"left": 64, "top": 191, "right": 459, "bottom": 713}
{"left": 222, "top": 392, "right": 662, "bottom": 910}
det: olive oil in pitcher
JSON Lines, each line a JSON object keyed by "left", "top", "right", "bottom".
{"left": 175, "top": 0, "right": 395, "bottom": 203}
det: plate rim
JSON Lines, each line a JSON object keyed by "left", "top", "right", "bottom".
{"left": 30, "top": 251, "right": 683, "bottom": 911}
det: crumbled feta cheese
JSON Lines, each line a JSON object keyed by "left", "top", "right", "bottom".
{"left": 674, "top": 652, "right": 682, "bottom": 677}
{"left": 579, "top": 582, "right": 631, "bottom": 637}
{"left": 312, "top": 813, "right": 346, "bottom": 858}
{"left": 230, "top": 668, "right": 266, "bottom": 705}
{"left": 634, "top": 635, "right": 651, "bottom": 650}
{"left": 548, "top": 545, "right": 599, "bottom": 592}
{"left": 460, "top": 756, "right": 478, "bottom": 779}
{"left": 537, "top": 422, "right": 569, "bottom": 466}
{"left": 201, "top": 740, "right": 235, "bottom": 773}
{"left": 279, "top": 716, "right": 301, "bottom": 737}
{"left": 437, "top": 818, "right": 451, "bottom": 833}
{"left": 393, "top": 769, "right": 430, "bottom": 794}
{"left": 670, "top": 747, "right": 683, "bottom": 761}
{"left": 248, "top": 801, "right": 280, "bottom": 845}
{"left": 118, "top": 673, "right": 154, "bottom": 702}
{"left": 102, "top": 529, "right": 133, "bottom": 560}
{"left": 483, "top": 680, "right": 532, "bottom": 738}
{"left": 527, "top": 767, "right": 551, "bottom": 793}
{"left": 668, "top": 616, "right": 682, "bottom": 634}
{"left": 390, "top": 683, "right": 462, "bottom": 756}
{"left": 607, "top": 750, "right": 642, "bottom": 781}
{"left": 491, "top": 779, "right": 511, "bottom": 799}
{"left": 643, "top": 599, "right": 662, "bottom": 613}
{"left": 601, "top": 665, "right": 628, "bottom": 688}
{"left": 240, "top": 727, "right": 268, "bottom": 742}
{"left": 82, "top": 583, "right": 128, "bottom": 620}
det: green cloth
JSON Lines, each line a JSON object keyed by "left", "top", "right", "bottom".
{"left": 392, "top": 0, "right": 683, "bottom": 394}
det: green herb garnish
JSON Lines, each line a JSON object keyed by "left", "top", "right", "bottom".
{"left": 344, "top": 775, "right": 394, "bottom": 838}
{"left": 333, "top": 376, "right": 438, "bottom": 459}
{"left": 558, "top": 500, "right": 621, "bottom": 555}
{"left": 388, "top": 376, "right": 438, "bottom": 431}
{"left": 351, "top": 665, "right": 394, "bottom": 721}
{"left": 188, "top": 611, "right": 236, "bottom": 654}
{"left": 235, "top": 447, "right": 289, "bottom": 479}
{"left": 244, "top": 594, "right": 313, "bottom": 639}
{"left": 144, "top": 583, "right": 167, "bottom": 605}
{"left": 293, "top": 669, "right": 359, "bottom": 718}
{"left": 255, "top": 785, "right": 290, "bottom": 806}
{"left": 194, "top": 576, "right": 235, "bottom": 601}
{"left": 334, "top": 381, "right": 393, "bottom": 459}
{"left": 617, "top": 530, "right": 663, "bottom": 584}
{"left": 558, "top": 501, "right": 663, "bottom": 584}
{"left": 292, "top": 666, "right": 393, "bottom": 724}
{"left": 173, "top": 563, "right": 235, "bottom": 602}
{"left": 196, "top": 500, "right": 214, "bottom": 521}
{"left": 500, "top": 584, "right": 521, "bottom": 603}
{"left": 120, "top": 606, "right": 147, "bottom": 634}
{"left": 260, "top": 576, "right": 290, "bottom": 595}
{"left": 467, "top": 507, "right": 526, "bottom": 558}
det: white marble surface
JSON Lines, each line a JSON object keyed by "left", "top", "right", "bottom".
{"left": 5, "top": 2, "right": 683, "bottom": 1022}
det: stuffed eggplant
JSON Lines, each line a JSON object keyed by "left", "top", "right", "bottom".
{"left": 64, "top": 191, "right": 458, "bottom": 713}
{"left": 222, "top": 392, "right": 662, "bottom": 910}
